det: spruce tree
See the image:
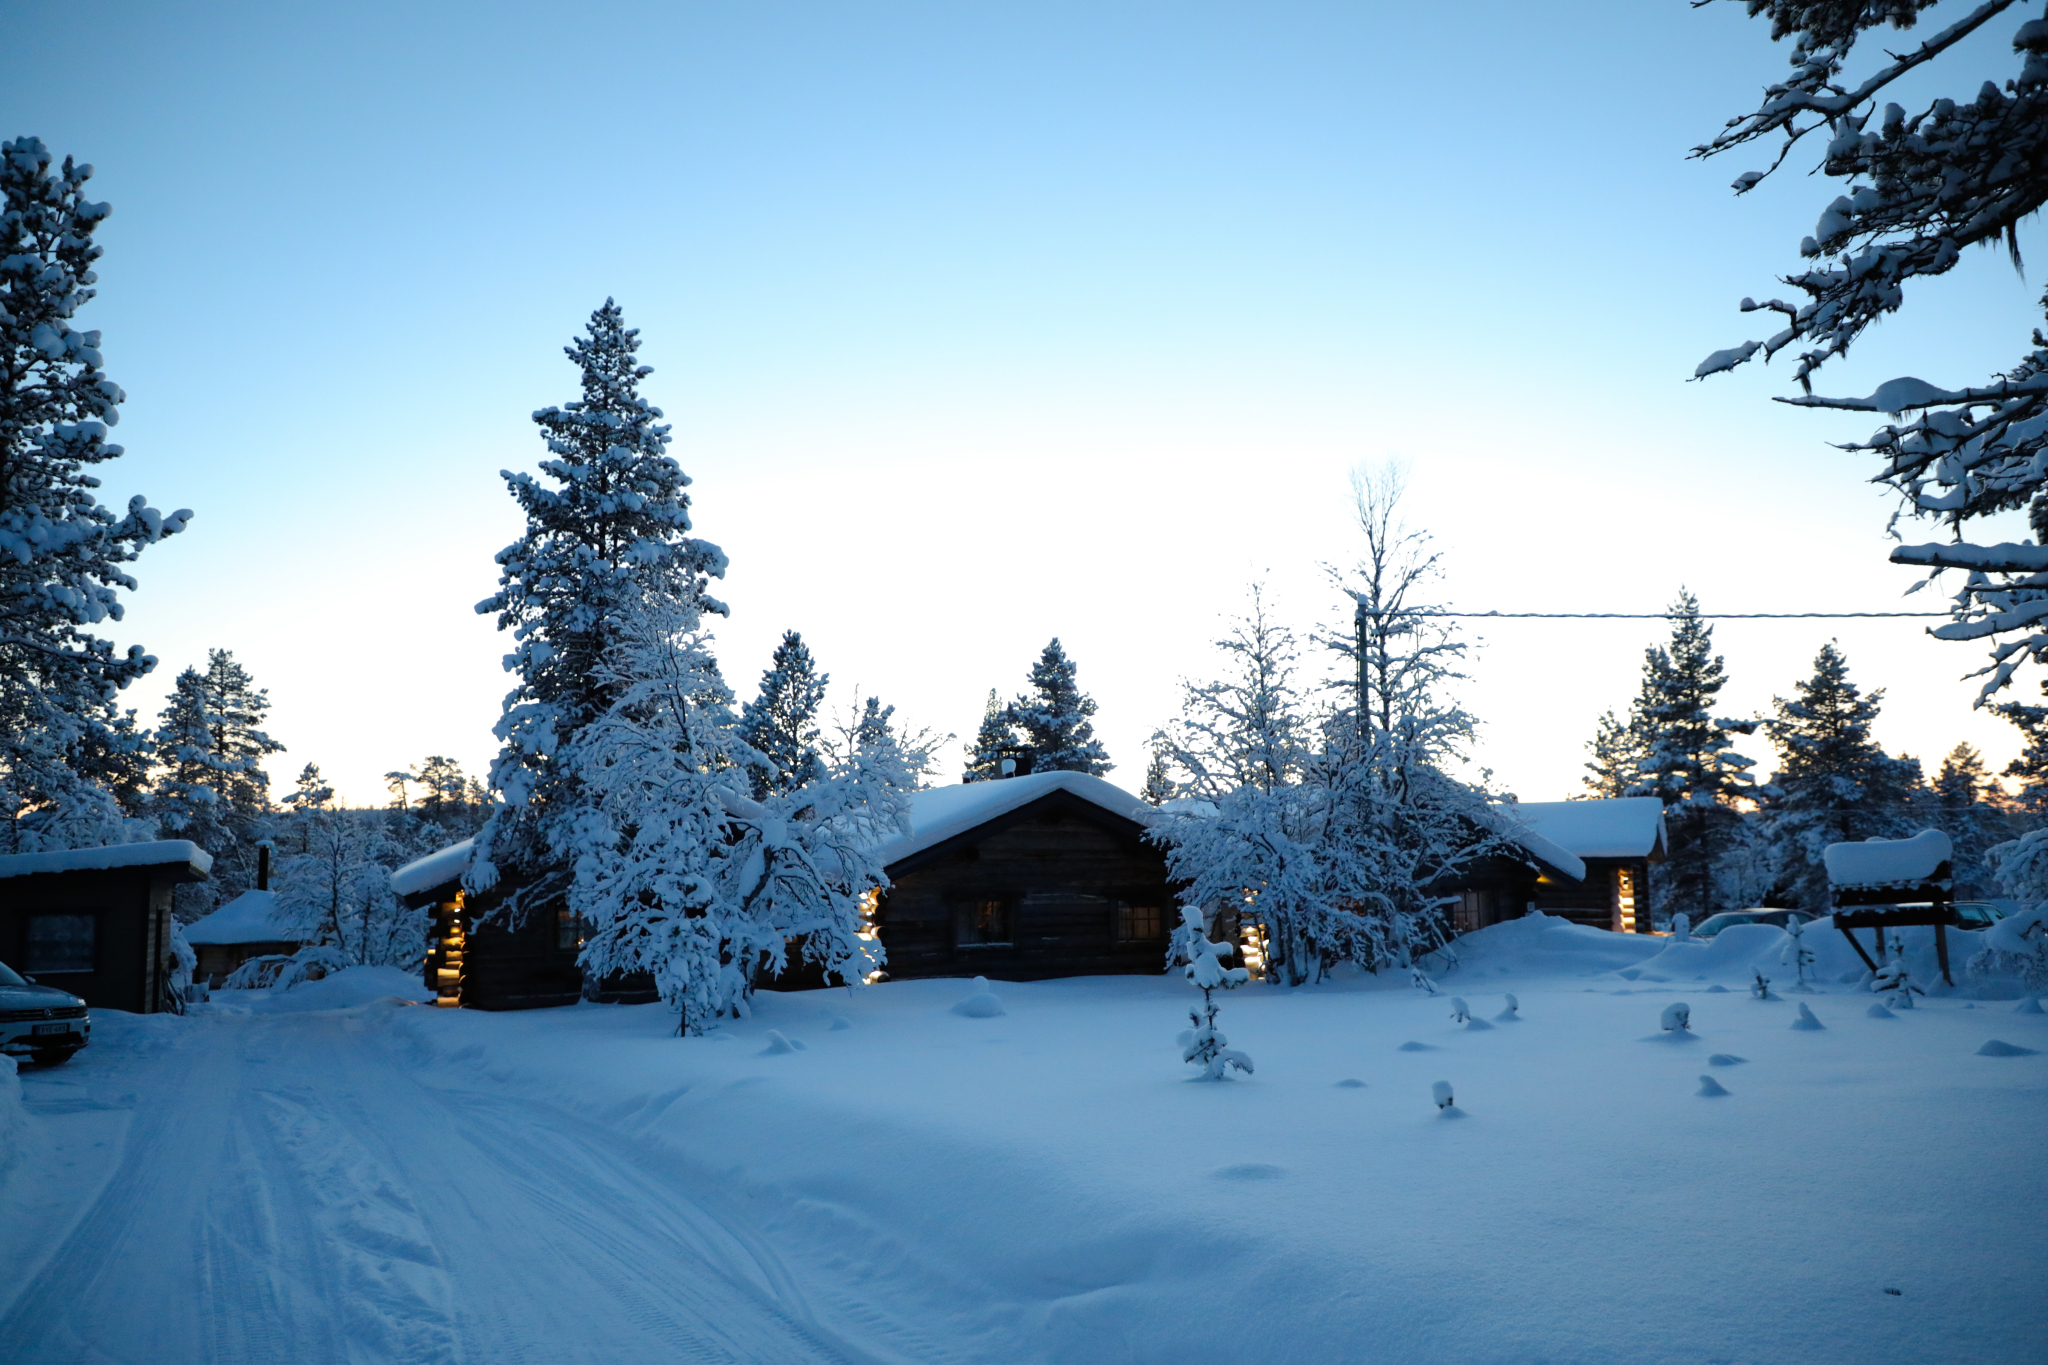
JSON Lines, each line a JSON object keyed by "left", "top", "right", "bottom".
{"left": 1994, "top": 685, "right": 2048, "bottom": 814}
{"left": 1, "top": 137, "right": 192, "bottom": 853}
{"left": 1009, "top": 638, "right": 1112, "bottom": 776}
{"left": 1141, "top": 742, "right": 1175, "bottom": 806}
{"left": 1580, "top": 708, "right": 1645, "bottom": 799}
{"left": 1761, "top": 642, "right": 1923, "bottom": 913}
{"left": 151, "top": 649, "right": 285, "bottom": 916}
{"left": 472, "top": 301, "right": 726, "bottom": 913}
{"left": 1932, "top": 743, "right": 1999, "bottom": 898}
{"left": 1631, "top": 592, "right": 1758, "bottom": 924}
{"left": 738, "top": 630, "right": 829, "bottom": 797}
{"left": 962, "top": 688, "right": 1017, "bottom": 782}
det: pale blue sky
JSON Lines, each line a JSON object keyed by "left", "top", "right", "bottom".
{"left": 8, "top": 1, "right": 2042, "bottom": 804}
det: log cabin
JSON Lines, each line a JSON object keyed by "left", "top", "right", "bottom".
{"left": 1443, "top": 797, "right": 1667, "bottom": 936}
{"left": 392, "top": 839, "right": 590, "bottom": 1011}
{"left": 869, "top": 771, "right": 1177, "bottom": 981}
{"left": 0, "top": 840, "right": 213, "bottom": 1013}
{"left": 182, "top": 848, "right": 311, "bottom": 985}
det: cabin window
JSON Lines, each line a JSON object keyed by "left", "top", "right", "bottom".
{"left": 25, "top": 913, "right": 96, "bottom": 974}
{"left": 958, "top": 899, "right": 1012, "bottom": 947}
{"left": 1454, "top": 891, "right": 1493, "bottom": 937}
{"left": 1116, "top": 903, "right": 1163, "bottom": 942}
{"left": 557, "top": 905, "right": 582, "bottom": 950}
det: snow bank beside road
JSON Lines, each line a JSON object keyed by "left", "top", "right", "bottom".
{"left": 210, "top": 964, "right": 433, "bottom": 1014}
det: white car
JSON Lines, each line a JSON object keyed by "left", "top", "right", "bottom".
{"left": 0, "top": 957, "right": 91, "bottom": 1065}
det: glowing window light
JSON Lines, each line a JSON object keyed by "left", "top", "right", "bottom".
{"left": 1614, "top": 867, "right": 1638, "bottom": 934}
{"left": 435, "top": 891, "right": 466, "bottom": 1008}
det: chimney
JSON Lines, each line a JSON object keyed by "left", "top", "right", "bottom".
{"left": 258, "top": 844, "right": 271, "bottom": 891}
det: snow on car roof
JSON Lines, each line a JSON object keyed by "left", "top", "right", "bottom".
{"left": 878, "top": 772, "right": 1153, "bottom": 870}
{"left": 1823, "top": 829, "right": 1953, "bottom": 889}
{"left": 1501, "top": 798, "right": 1667, "bottom": 860}
{"left": 0, "top": 839, "right": 213, "bottom": 881}
{"left": 390, "top": 838, "right": 476, "bottom": 899}
{"left": 182, "top": 888, "right": 309, "bottom": 945}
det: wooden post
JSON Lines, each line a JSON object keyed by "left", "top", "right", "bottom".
{"left": 1837, "top": 922, "right": 1880, "bottom": 973}
{"left": 1934, "top": 920, "right": 1953, "bottom": 987}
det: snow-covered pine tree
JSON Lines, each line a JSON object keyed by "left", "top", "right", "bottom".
{"left": 1, "top": 137, "right": 192, "bottom": 853}
{"left": 1693, "top": 4, "right": 2048, "bottom": 701}
{"left": 962, "top": 688, "right": 1017, "bottom": 782}
{"left": 1160, "top": 584, "right": 1311, "bottom": 800}
{"left": 568, "top": 588, "right": 902, "bottom": 1034}
{"left": 1171, "top": 906, "right": 1253, "bottom": 1079}
{"left": 1141, "top": 741, "right": 1175, "bottom": 806}
{"left": 738, "top": 629, "right": 829, "bottom": 798}
{"left": 1631, "top": 592, "right": 1760, "bottom": 924}
{"left": 1580, "top": 706, "right": 1646, "bottom": 799}
{"left": 1995, "top": 686, "right": 2048, "bottom": 813}
{"left": 1760, "top": 642, "right": 1926, "bottom": 913}
{"left": 1009, "top": 639, "right": 1112, "bottom": 775}
{"left": 470, "top": 300, "right": 727, "bottom": 920}
{"left": 1932, "top": 742, "right": 2002, "bottom": 896}
{"left": 150, "top": 649, "right": 284, "bottom": 916}
{"left": 822, "top": 691, "right": 950, "bottom": 791}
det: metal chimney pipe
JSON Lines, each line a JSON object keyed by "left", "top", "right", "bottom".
{"left": 258, "top": 844, "right": 270, "bottom": 891}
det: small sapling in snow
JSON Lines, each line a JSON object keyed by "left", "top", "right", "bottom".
{"left": 1782, "top": 915, "right": 1816, "bottom": 989}
{"left": 1871, "top": 943, "right": 1922, "bottom": 1009}
{"left": 1449, "top": 997, "right": 1471, "bottom": 1023}
{"left": 1752, "top": 972, "right": 1772, "bottom": 1000}
{"left": 1431, "top": 1080, "right": 1454, "bottom": 1110}
{"left": 1671, "top": 912, "right": 1692, "bottom": 943}
{"left": 1495, "top": 993, "right": 1519, "bottom": 1021}
{"left": 1410, "top": 965, "right": 1439, "bottom": 996}
{"left": 1661, "top": 1002, "right": 1691, "bottom": 1033}
{"left": 1172, "top": 908, "right": 1253, "bottom": 1080}
{"left": 1696, "top": 1074, "right": 1730, "bottom": 1097}
{"left": 1792, "top": 1002, "right": 1826, "bottom": 1031}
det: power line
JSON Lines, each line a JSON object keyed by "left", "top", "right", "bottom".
{"left": 1391, "top": 611, "right": 1950, "bottom": 620}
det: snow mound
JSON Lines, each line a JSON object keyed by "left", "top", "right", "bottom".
{"left": 1975, "top": 1039, "right": 2040, "bottom": 1057}
{"left": 762, "top": 1030, "right": 796, "bottom": 1055}
{"left": 1867, "top": 1003, "right": 1896, "bottom": 1019}
{"left": 1397, "top": 1041, "right": 1434, "bottom": 1052}
{"left": 236, "top": 965, "right": 433, "bottom": 1014}
{"left": 1215, "top": 1163, "right": 1286, "bottom": 1181}
{"left": 1448, "top": 912, "right": 1663, "bottom": 977}
{"left": 1495, "top": 994, "right": 1520, "bottom": 1021}
{"left": 2017, "top": 996, "right": 2045, "bottom": 1015}
{"left": 1707, "top": 1053, "right": 1746, "bottom": 1067}
{"left": 1465, "top": 1016, "right": 1495, "bottom": 1032}
{"left": 1822, "top": 829, "right": 1951, "bottom": 890}
{"left": 1335, "top": 1078, "right": 1366, "bottom": 1088}
{"left": 1705, "top": 983, "right": 1730, "bottom": 993}
{"left": 1696, "top": 1075, "right": 1730, "bottom": 1097}
{"left": 1792, "top": 1003, "right": 1826, "bottom": 1031}
{"left": 953, "top": 976, "right": 1005, "bottom": 1018}
{"left": 828, "top": 1016, "right": 851, "bottom": 1031}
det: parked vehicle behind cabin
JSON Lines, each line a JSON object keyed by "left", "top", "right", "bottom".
{"left": 1689, "top": 909, "right": 1816, "bottom": 940}
{"left": 0, "top": 957, "right": 91, "bottom": 1065}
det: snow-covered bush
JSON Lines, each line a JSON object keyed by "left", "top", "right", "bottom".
{"left": 1449, "top": 997, "right": 1471, "bottom": 1023}
{"left": 1172, "top": 907, "right": 1252, "bottom": 1080}
{"left": 1751, "top": 971, "right": 1772, "bottom": 1000}
{"left": 220, "top": 953, "right": 294, "bottom": 989}
{"left": 222, "top": 945, "right": 350, "bottom": 991}
{"left": 1661, "top": 1002, "right": 1691, "bottom": 1033}
{"left": 1782, "top": 915, "right": 1816, "bottom": 989}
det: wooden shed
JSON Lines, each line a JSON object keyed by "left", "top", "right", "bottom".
{"left": 0, "top": 841, "right": 213, "bottom": 1013}
{"left": 871, "top": 772, "right": 1178, "bottom": 981}
{"left": 182, "top": 848, "right": 310, "bottom": 985}
{"left": 392, "top": 839, "right": 588, "bottom": 1011}
{"left": 1442, "top": 797, "right": 1667, "bottom": 936}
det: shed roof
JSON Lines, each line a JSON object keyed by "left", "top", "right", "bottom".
{"left": 0, "top": 839, "right": 213, "bottom": 882}
{"left": 1823, "top": 829, "right": 1953, "bottom": 890}
{"left": 878, "top": 772, "right": 1153, "bottom": 870}
{"left": 1503, "top": 798, "right": 1667, "bottom": 860}
{"left": 183, "top": 888, "right": 309, "bottom": 946}
{"left": 390, "top": 837, "right": 475, "bottom": 899}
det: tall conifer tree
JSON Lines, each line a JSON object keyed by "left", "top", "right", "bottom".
{"left": 1, "top": 138, "right": 191, "bottom": 852}
{"left": 738, "top": 630, "right": 829, "bottom": 797}
{"left": 962, "top": 689, "right": 1016, "bottom": 782}
{"left": 151, "top": 648, "right": 284, "bottom": 915}
{"left": 471, "top": 301, "right": 726, "bottom": 912}
{"left": 1009, "top": 638, "right": 1112, "bottom": 776}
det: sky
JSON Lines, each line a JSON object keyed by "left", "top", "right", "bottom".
{"left": 9, "top": 0, "right": 2047, "bottom": 807}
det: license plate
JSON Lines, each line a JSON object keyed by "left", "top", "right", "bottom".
{"left": 31, "top": 1022, "right": 72, "bottom": 1035}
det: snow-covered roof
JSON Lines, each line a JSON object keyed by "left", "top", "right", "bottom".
{"left": 0, "top": 839, "right": 213, "bottom": 882}
{"left": 183, "top": 889, "right": 308, "bottom": 946}
{"left": 1823, "top": 829, "right": 1953, "bottom": 890}
{"left": 1503, "top": 798, "right": 1667, "bottom": 860}
{"left": 1485, "top": 815, "right": 1586, "bottom": 883}
{"left": 878, "top": 772, "right": 1153, "bottom": 869}
{"left": 390, "top": 838, "right": 475, "bottom": 899}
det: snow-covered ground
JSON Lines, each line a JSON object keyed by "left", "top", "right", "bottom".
{"left": 2, "top": 919, "right": 2043, "bottom": 1364}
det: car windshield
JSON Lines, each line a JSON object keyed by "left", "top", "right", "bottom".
{"left": 0, "top": 959, "right": 25, "bottom": 987}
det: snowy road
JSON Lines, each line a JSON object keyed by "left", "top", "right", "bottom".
{"left": 1, "top": 1001, "right": 878, "bottom": 1365}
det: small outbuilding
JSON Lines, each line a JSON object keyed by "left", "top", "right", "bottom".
{"left": 182, "top": 847, "right": 309, "bottom": 985}
{"left": 870, "top": 771, "right": 1178, "bottom": 981}
{"left": 1443, "top": 797, "right": 1667, "bottom": 935}
{"left": 0, "top": 841, "right": 213, "bottom": 1013}
{"left": 392, "top": 839, "right": 587, "bottom": 1011}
